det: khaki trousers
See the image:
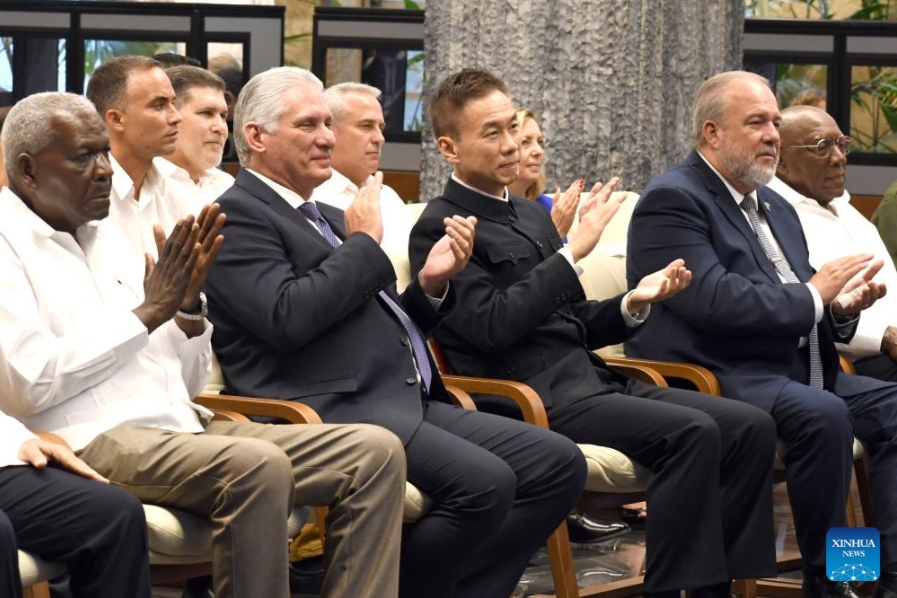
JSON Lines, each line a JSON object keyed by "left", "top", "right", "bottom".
{"left": 79, "top": 421, "right": 405, "bottom": 598}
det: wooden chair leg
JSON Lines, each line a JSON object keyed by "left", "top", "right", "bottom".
{"left": 846, "top": 486, "right": 859, "bottom": 527}
{"left": 855, "top": 456, "right": 875, "bottom": 527}
{"left": 547, "top": 521, "right": 580, "bottom": 598}
{"left": 24, "top": 582, "right": 51, "bottom": 598}
{"left": 733, "top": 578, "right": 758, "bottom": 598}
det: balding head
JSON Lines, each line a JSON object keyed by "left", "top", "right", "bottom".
{"left": 777, "top": 105, "right": 849, "bottom": 206}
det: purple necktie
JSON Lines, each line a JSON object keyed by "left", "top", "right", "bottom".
{"left": 297, "top": 202, "right": 432, "bottom": 392}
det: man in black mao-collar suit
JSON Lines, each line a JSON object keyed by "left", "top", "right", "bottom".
{"left": 409, "top": 68, "right": 778, "bottom": 598}
{"left": 628, "top": 70, "right": 897, "bottom": 598}
{"left": 204, "top": 66, "right": 587, "bottom": 598}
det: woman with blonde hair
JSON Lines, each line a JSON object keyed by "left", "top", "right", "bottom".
{"left": 507, "top": 109, "right": 584, "bottom": 238}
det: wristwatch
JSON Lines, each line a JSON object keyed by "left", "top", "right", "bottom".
{"left": 176, "top": 292, "right": 208, "bottom": 321}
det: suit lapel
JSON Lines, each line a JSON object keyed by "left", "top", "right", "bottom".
{"left": 688, "top": 152, "right": 781, "bottom": 285}
{"left": 759, "top": 188, "right": 812, "bottom": 282}
{"left": 234, "top": 170, "right": 338, "bottom": 252}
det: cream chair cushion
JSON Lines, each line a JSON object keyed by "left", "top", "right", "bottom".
{"left": 146, "top": 504, "right": 308, "bottom": 565}
{"left": 568, "top": 191, "right": 639, "bottom": 358}
{"left": 18, "top": 550, "right": 65, "bottom": 589}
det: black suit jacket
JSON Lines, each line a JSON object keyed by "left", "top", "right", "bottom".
{"left": 626, "top": 151, "right": 853, "bottom": 410}
{"left": 205, "top": 169, "right": 452, "bottom": 443}
{"left": 409, "top": 177, "right": 631, "bottom": 409}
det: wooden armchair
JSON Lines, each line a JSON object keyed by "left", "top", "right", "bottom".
{"left": 20, "top": 396, "right": 315, "bottom": 598}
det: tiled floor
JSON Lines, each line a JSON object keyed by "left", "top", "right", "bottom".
{"left": 150, "top": 476, "right": 867, "bottom": 597}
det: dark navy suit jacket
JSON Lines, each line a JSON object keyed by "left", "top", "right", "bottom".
{"left": 204, "top": 169, "right": 452, "bottom": 444}
{"left": 626, "top": 150, "right": 852, "bottom": 410}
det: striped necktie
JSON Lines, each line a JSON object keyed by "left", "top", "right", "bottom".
{"left": 740, "top": 195, "right": 823, "bottom": 389}
{"left": 297, "top": 201, "right": 432, "bottom": 392}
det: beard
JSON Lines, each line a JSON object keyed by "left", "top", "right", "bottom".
{"left": 718, "top": 135, "right": 778, "bottom": 190}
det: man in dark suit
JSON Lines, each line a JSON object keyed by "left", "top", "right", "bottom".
{"left": 409, "top": 68, "right": 778, "bottom": 598}
{"left": 627, "top": 70, "right": 897, "bottom": 598}
{"left": 203, "top": 66, "right": 587, "bottom": 598}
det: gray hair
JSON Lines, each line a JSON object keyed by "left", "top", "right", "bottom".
{"left": 692, "top": 71, "right": 772, "bottom": 147}
{"left": 323, "top": 82, "right": 382, "bottom": 124}
{"left": 234, "top": 66, "right": 324, "bottom": 166}
{"left": 3, "top": 92, "right": 98, "bottom": 177}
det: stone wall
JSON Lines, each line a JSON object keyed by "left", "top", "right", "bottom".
{"left": 420, "top": 0, "right": 744, "bottom": 200}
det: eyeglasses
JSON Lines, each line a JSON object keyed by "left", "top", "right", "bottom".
{"left": 781, "top": 136, "right": 851, "bottom": 158}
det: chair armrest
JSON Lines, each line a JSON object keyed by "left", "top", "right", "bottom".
{"left": 601, "top": 357, "right": 667, "bottom": 388}
{"left": 441, "top": 375, "right": 550, "bottom": 429}
{"left": 194, "top": 392, "right": 323, "bottom": 425}
{"left": 211, "top": 409, "right": 252, "bottom": 423}
{"left": 839, "top": 353, "right": 856, "bottom": 375}
{"left": 32, "top": 430, "right": 71, "bottom": 449}
{"left": 442, "top": 385, "right": 478, "bottom": 411}
{"left": 605, "top": 357, "right": 721, "bottom": 395}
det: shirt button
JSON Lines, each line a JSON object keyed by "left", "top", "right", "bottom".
{"left": 405, "top": 377, "right": 417, "bottom": 385}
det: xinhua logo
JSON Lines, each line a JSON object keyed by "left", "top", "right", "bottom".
{"left": 827, "top": 527, "right": 880, "bottom": 581}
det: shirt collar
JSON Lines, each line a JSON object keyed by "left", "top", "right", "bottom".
{"left": 244, "top": 168, "right": 311, "bottom": 209}
{"left": 0, "top": 186, "right": 100, "bottom": 243}
{"left": 322, "top": 168, "right": 356, "bottom": 195}
{"left": 697, "top": 150, "right": 758, "bottom": 211}
{"left": 110, "top": 154, "right": 163, "bottom": 203}
{"left": 451, "top": 173, "right": 509, "bottom": 202}
{"left": 767, "top": 175, "right": 850, "bottom": 217}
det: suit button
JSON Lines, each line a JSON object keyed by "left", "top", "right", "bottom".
{"left": 401, "top": 337, "right": 410, "bottom": 347}
{"left": 405, "top": 377, "right": 417, "bottom": 385}
{"left": 509, "top": 252, "right": 516, "bottom": 259}
{"left": 506, "top": 367, "right": 516, "bottom": 376}
{"left": 536, "top": 240, "right": 543, "bottom": 248}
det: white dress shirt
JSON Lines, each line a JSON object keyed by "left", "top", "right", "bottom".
{"left": 107, "top": 155, "right": 208, "bottom": 260}
{"left": 0, "top": 413, "right": 38, "bottom": 468}
{"left": 310, "top": 168, "right": 414, "bottom": 257}
{"left": 769, "top": 176, "right": 897, "bottom": 359}
{"left": 163, "top": 159, "right": 235, "bottom": 205}
{"left": 0, "top": 187, "right": 212, "bottom": 451}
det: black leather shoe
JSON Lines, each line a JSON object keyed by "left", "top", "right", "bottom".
{"left": 802, "top": 572, "right": 862, "bottom": 598}
{"left": 181, "top": 576, "right": 213, "bottom": 598}
{"left": 874, "top": 570, "right": 897, "bottom": 598}
{"left": 565, "top": 513, "right": 631, "bottom": 544}
{"left": 289, "top": 555, "right": 324, "bottom": 597}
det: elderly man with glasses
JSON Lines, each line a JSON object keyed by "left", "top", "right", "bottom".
{"left": 768, "top": 105, "right": 897, "bottom": 382}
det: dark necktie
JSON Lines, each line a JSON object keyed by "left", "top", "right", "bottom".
{"left": 740, "top": 196, "right": 823, "bottom": 389}
{"left": 297, "top": 201, "right": 432, "bottom": 392}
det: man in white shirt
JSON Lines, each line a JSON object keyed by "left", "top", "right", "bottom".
{"left": 311, "top": 82, "right": 413, "bottom": 256}
{"left": 770, "top": 105, "right": 897, "bottom": 382}
{"left": 163, "top": 65, "right": 235, "bottom": 204}
{"left": 0, "top": 411, "right": 151, "bottom": 598}
{"left": 86, "top": 55, "right": 204, "bottom": 259}
{"left": 0, "top": 91, "right": 405, "bottom": 598}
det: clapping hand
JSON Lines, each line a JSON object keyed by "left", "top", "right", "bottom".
{"left": 626, "top": 259, "right": 692, "bottom": 315}
{"left": 832, "top": 259, "right": 886, "bottom": 316}
{"left": 566, "top": 177, "right": 625, "bottom": 262}
{"left": 418, "top": 216, "right": 477, "bottom": 297}
{"left": 549, "top": 180, "right": 583, "bottom": 237}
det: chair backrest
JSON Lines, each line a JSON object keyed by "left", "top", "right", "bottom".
{"left": 566, "top": 191, "right": 639, "bottom": 358}
{"left": 390, "top": 202, "right": 427, "bottom": 293}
